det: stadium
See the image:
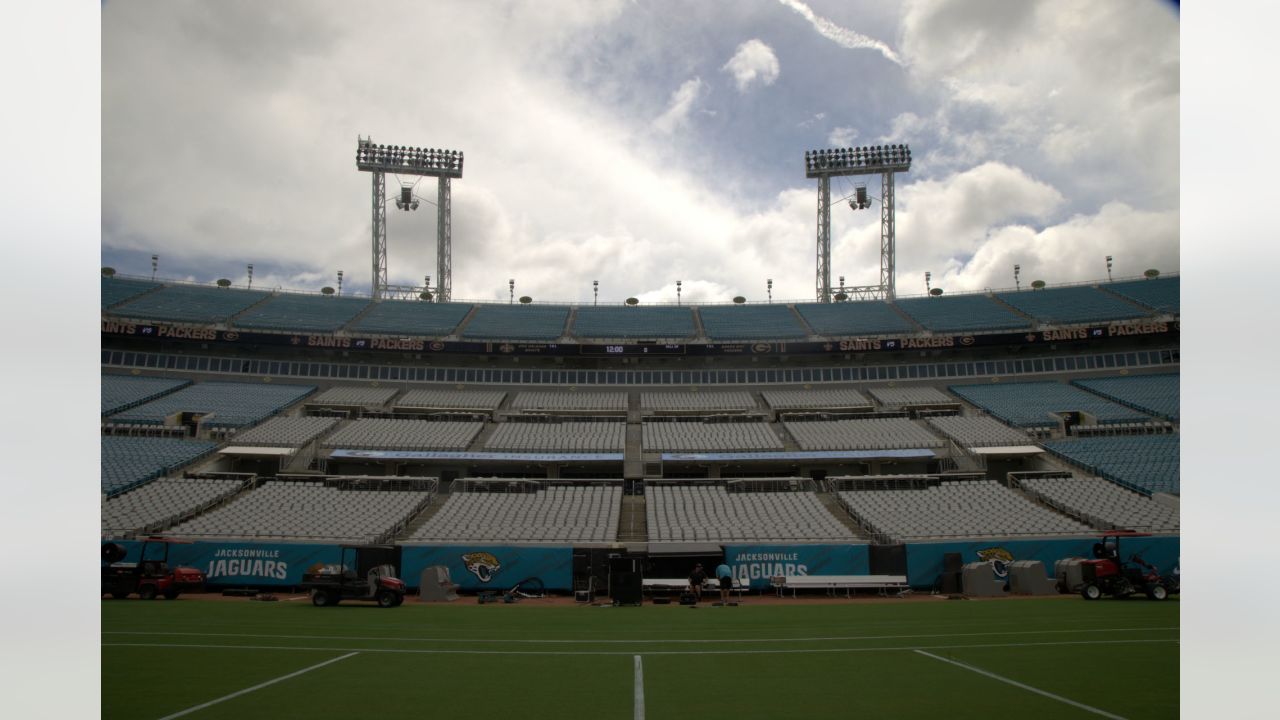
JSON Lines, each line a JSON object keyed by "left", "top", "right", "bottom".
{"left": 85, "top": 2, "right": 1194, "bottom": 718}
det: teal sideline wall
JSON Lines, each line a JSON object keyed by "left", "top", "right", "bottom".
{"left": 905, "top": 535, "right": 1180, "bottom": 589}
{"left": 722, "top": 544, "right": 870, "bottom": 590}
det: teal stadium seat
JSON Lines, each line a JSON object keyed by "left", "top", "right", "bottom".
{"left": 110, "top": 284, "right": 270, "bottom": 324}
{"left": 350, "top": 300, "right": 473, "bottom": 336}
{"left": 1042, "top": 435, "right": 1180, "bottom": 495}
{"left": 1072, "top": 374, "right": 1179, "bottom": 421}
{"left": 109, "top": 381, "right": 317, "bottom": 427}
{"left": 234, "top": 294, "right": 371, "bottom": 332}
{"left": 698, "top": 305, "right": 807, "bottom": 340}
{"left": 461, "top": 305, "right": 571, "bottom": 341}
{"left": 101, "top": 277, "right": 160, "bottom": 308}
{"left": 1103, "top": 276, "right": 1179, "bottom": 314}
{"left": 895, "top": 295, "right": 1028, "bottom": 333}
{"left": 571, "top": 306, "right": 695, "bottom": 339}
{"left": 101, "top": 436, "right": 219, "bottom": 495}
{"left": 794, "top": 301, "right": 916, "bottom": 336}
{"left": 996, "top": 285, "right": 1150, "bottom": 324}
{"left": 102, "top": 374, "right": 191, "bottom": 416}
{"left": 948, "top": 381, "right": 1150, "bottom": 428}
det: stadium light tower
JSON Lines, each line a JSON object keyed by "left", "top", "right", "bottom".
{"left": 593, "top": 280, "right": 598, "bottom": 306}
{"left": 1106, "top": 255, "right": 1114, "bottom": 282}
{"left": 805, "top": 143, "right": 911, "bottom": 302}
{"left": 356, "top": 137, "right": 464, "bottom": 301}
{"left": 151, "top": 254, "right": 158, "bottom": 281}
{"left": 247, "top": 264, "right": 254, "bottom": 290}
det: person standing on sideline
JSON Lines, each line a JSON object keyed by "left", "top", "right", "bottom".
{"left": 688, "top": 563, "right": 707, "bottom": 603}
{"left": 715, "top": 561, "right": 733, "bottom": 604}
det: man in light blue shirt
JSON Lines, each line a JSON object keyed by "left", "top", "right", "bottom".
{"left": 715, "top": 562, "right": 733, "bottom": 604}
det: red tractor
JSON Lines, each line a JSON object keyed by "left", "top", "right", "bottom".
{"left": 102, "top": 537, "right": 206, "bottom": 600}
{"left": 1079, "top": 533, "right": 1177, "bottom": 601}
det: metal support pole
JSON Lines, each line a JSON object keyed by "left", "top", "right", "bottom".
{"left": 437, "top": 176, "right": 452, "bottom": 302}
{"left": 880, "top": 171, "right": 896, "bottom": 300}
{"left": 371, "top": 171, "right": 387, "bottom": 299}
{"left": 816, "top": 175, "right": 831, "bottom": 302}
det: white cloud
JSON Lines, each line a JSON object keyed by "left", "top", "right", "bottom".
{"left": 722, "top": 39, "right": 780, "bottom": 93}
{"left": 776, "top": 0, "right": 902, "bottom": 65}
{"left": 653, "top": 77, "right": 704, "bottom": 134}
{"left": 828, "top": 126, "right": 858, "bottom": 146}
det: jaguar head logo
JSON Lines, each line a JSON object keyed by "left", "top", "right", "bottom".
{"left": 462, "top": 552, "right": 501, "bottom": 583}
{"left": 976, "top": 547, "right": 1014, "bottom": 578}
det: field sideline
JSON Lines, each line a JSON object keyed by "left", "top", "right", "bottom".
{"left": 103, "top": 597, "right": 1179, "bottom": 719}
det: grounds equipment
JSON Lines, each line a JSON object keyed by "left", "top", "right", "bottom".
{"left": 1078, "top": 533, "right": 1177, "bottom": 601}
{"left": 301, "top": 544, "right": 406, "bottom": 607}
{"left": 101, "top": 538, "right": 206, "bottom": 600}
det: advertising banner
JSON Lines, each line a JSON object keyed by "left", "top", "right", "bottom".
{"left": 400, "top": 545, "right": 573, "bottom": 591}
{"left": 904, "top": 535, "right": 1181, "bottom": 589}
{"left": 722, "top": 544, "right": 870, "bottom": 590}
{"left": 102, "top": 540, "right": 344, "bottom": 587}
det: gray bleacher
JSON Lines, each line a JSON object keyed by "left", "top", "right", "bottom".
{"left": 409, "top": 484, "right": 621, "bottom": 542}
{"left": 461, "top": 305, "right": 570, "bottom": 340}
{"left": 101, "top": 276, "right": 160, "bottom": 308}
{"left": 794, "top": 301, "right": 916, "bottom": 336}
{"left": 996, "top": 286, "right": 1149, "bottom": 325}
{"left": 396, "top": 388, "right": 506, "bottom": 411}
{"left": 102, "top": 375, "right": 191, "bottom": 416}
{"left": 643, "top": 421, "right": 783, "bottom": 451}
{"left": 308, "top": 386, "right": 400, "bottom": 408}
{"left": 949, "top": 381, "right": 1149, "bottom": 428}
{"left": 1041, "top": 435, "right": 1179, "bottom": 495}
{"left": 484, "top": 422, "right": 625, "bottom": 452}
{"left": 166, "top": 480, "right": 432, "bottom": 542}
{"left": 867, "top": 386, "right": 956, "bottom": 408}
{"left": 234, "top": 294, "right": 371, "bottom": 332}
{"left": 925, "top": 415, "right": 1033, "bottom": 448}
{"left": 1072, "top": 374, "right": 1179, "bottom": 421}
{"left": 1019, "top": 475, "right": 1179, "bottom": 533}
{"left": 510, "top": 391, "right": 628, "bottom": 412}
{"left": 647, "top": 483, "right": 854, "bottom": 542}
{"left": 228, "top": 416, "right": 339, "bottom": 447}
{"left": 640, "top": 391, "right": 756, "bottom": 412}
{"left": 1104, "top": 276, "right": 1179, "bottom": 314}
{"left": 838, "top": 480, "right": 1093, "bottom": 541}
{"left": 101, "top": 436, "right": 219, "bottom": 495}
{"left": 698, "top": 305, "right": 808, "bottom": 340}
{"left": 322, "top": 418, "right": 482, "bottom": 450}
{"left": 895, "top": 294, "right": 1029, "bottom": 333}
{"left": 571, "top": 306, "right": 695, "bottom": 339}
{"left": 110, "top": 284, "right": 271, "bottom": 324}
{"left": 762, "top": 388, "right": 872, "bottom": 410}
{"left": 785, "top": 418, "right": 944, "bottom": 450}
{"left": 102, "top": 476, "right": 247, "bottom": 536}
{"left": 108, "top": 381, "right": 317, "bottom": 427}
{"left": 349, "top": 300, "right": 473, "bottom": 336}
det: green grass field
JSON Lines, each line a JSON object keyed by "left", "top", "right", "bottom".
{"left": 103, "top": 596, "right": 1178, "bottom": 719}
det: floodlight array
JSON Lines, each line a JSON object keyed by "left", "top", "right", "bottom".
{"left": 357, "top": 140, "right": 464, "bottom": 176}
{"left": 805, "top": 144, "right": 911, "bottom": 176}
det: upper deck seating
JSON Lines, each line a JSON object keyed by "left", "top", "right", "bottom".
{"left": 647, "top": 484, "right": 855, "bottom": 542}
{"left": 510, "top": 391, "right": 628, "bottom": 412}
{"left": 110, "top": 284, "right": 270, "bottom": 324}
{"left": 1041, "top": 435, "right": 1180, "bottom": 495}
{"left": 234, "top": 294, "right": 370, "bottom": 332}
{"left": 1072, "top": 374, "right": 1179, "bottom": 421}
{"left": 1104, "top": 276, "right": 1179, "bottom": 314}
{"left": 925, "top": 415, "right": 1033, "bottom": 447}
{"left": 395, "top": 389, "right": 506, "bottom": 411}
{"left": 895, "top": 295, "right": 1029, "bottom": 333}
{"left": 484, "top": 422, "right": 625, "bottom": 452}
{"left": 640, "top": 391, "right": 756, "bottom": 412}
{"left": 571, "top": 306, "right": 695, "bottom": 339}
{"left": 228, "top": 416, "right": 339, "bottom": 447}
{"left": 697, "top": 305, "right": 808, "bottom": 340}
{"left": 460, "top": 305, "right": 570, "bottom": 340}
{"left": 102, "top": 476, "right": 247, "bottom": 536}
{"left": 784, "top": 418, "right": 944, "bottom": 450}
{"left": 108, "top": 381, "right": 316, "bottom": 428}
{"left": 1019, "top": 475, "right": 1179, "bottom": 532}
{"left": 321, "top": 418, "right": 482, "bottom": 451}
{"left": 867, "top": 386, "right": 956, "bottom": 408}
{"left": 996, "top": 286, "right": 1150, "bottom": 325}
{"left": 101, "top": 277, "right": 160, "bottom": 308}
{"left": 349, "top": 300, "right": 473, "bottom": 336}
{"left": 409, "top": 484, "right": 621, "bottom": 542}
{"left": 794, "top": 301, "right": 916, "bottom": 336}
{"left": 101, "top": 436, "right": 219, "bottom": 495}
{"left": 643, "top": 421, "right": 783, "bottom": 451}
{"left": 308, "top": 386, "right": 400, "bottom": 408}
{"left": 838, "top": 480, "right": 1093, "bottom": 541}
{"left": 762, "top": 388, "right": 872, "bottom": 410}
{"left": 102, "top": 375, "right": 191, "bottom": 416}
{"left": 948, "top": 381, "right": 1149, "bottom": 428}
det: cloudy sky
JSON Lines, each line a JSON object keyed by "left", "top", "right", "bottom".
{"left": 102, "top": 0, "right": 1179, "bottom": 303}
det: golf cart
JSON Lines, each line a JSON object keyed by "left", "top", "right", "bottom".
{"left": 301, "top": 544, "right": 406, "bottom": 608}
{"left": 1079, "top": 532, "right": 1177, "bottom": 601}
{"left": 102, "top": 537, "right": 206, "bottom": 600}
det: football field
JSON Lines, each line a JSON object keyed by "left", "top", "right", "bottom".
{"left": 102, "top": 596, "right": 1179, "bottom": 719}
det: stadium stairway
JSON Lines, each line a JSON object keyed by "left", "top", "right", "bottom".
{"left": 396, "top": 490, "right": 452, "bottom": 539}
{"left": 468, "top": 420, "right": 501, "bottom": 451}
{"left": 450, "top": 305, "right": 481, "bottom": 338}
{"left": 814, "top": 490, "right": 868, "bottom": 539}
{"left": 617, "top": 495, "right": 647, "bottom": 542}
{"left": 225, "top": 292, "right": 277, "bottom": 328}
{"left": 105, "top": 282, "right": 164, "bottom": 310}
{"left": 691, "top": 306, "right": 707, "bottom": 341}
{"left": 887, "top": 301, "right": 927, "bottom": 335}
{"left": 769, "top": 416, "right": 801, "bottom": 451}
{"left": 988, "top": 294, "right": 1038, "bottom": 325}
{"left": 787, "top": 304, "right": 818, "bottom": 338}
{"left": 338, "top": 300, "right": 382, "bottom": 334}
{"left": 1098, "top": 285, "right": 1174, "bottom": 316}
{"left": 562, "top": 306, "right": 577, "bottom": 340}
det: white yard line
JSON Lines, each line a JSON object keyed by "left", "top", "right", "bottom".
{"left": 634, "top": 655, "right": 645, "bottom": 720}
{"left": 103, "top": 626, "right": 1177, "bottom": 645}
{"left": 104, "top": 637, "right": 1176, "bottom": 657}
{"left": 155, "top": 652, "right": 358, "bottom": 720}
{"left": 914, "top": 650, "right": 1127, "bottom": 719}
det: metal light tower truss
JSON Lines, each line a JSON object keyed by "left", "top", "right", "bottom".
{"left": 356, "top": 137, "right": 464, "bottom": 301}
{"left": 804, "top": 143, "right": 911, "bottom": 302}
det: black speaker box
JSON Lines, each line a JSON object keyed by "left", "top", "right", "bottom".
{"left": 869, "top": 544, "right": 907, "bottom": 575}
{"left": 938, "top": 571, "right": 961, "bottom": 594}
{"left": 613, "top": 571, "right": 642, "bottom": 604}
{"left": 943, "top": 552, "right": 963, "bottom": 574}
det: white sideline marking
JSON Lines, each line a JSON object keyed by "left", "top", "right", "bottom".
{"left": 914, "top": 650, "right": 1127, "bottom": 719}
{"left": 104, "top": 626, "right": 1177, "bottom": 645}
{"left": 155, "top": 651, "right": 358, "bottom": 720}
{"left": 104, "top": 638, "right": 1176, "bottom": 657}
{"left": 634, "top": 655, "right": 645, "bottom": 720}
